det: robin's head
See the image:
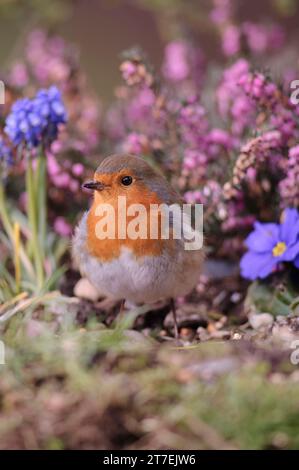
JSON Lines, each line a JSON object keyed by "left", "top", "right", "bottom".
{"left": 83, "top": 154, "right": 179, "bottom": 205}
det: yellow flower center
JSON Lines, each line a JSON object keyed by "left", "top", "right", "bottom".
{"left": 272, "top": 242, "right": 287, "bottom": 257}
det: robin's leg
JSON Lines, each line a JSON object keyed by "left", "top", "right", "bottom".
{"left": 170, "top": 298, "right": 179, "bottom": 339}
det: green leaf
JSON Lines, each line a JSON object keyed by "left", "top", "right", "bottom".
{"left": 245, "top": 281, "right": 291, "bottom": 316}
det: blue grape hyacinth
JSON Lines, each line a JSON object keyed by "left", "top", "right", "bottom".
{"left": 33, "top": 86, "right": 67, "bottom": 145}
{"left": 0, "top": 137, "right": 13, "bottom": 175}
{"left": 4, "top": 86, "right": 67, "bottom": 148}
{"left": 5, "top": 98, "right": 42, "bottom": 147}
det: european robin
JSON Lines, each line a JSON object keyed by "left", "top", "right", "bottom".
{"left": 73, "top": 154, "right": 204, "bottom": 338}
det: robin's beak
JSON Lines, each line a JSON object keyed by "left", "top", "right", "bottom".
{"left": 82, "top": 180, "right": 106, "bottom": 191}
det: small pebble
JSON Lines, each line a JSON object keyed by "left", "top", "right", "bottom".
{"left": 249, "top": 313, "right": 274, "bottom": 330}
{"left": 197, "top": 327, "right": 210, "bottom": 341}
{"left": 74, "top": 278, "right": 102, "bottom": 302}
{"left": 232, "top": 332, "right": 242, "bottom": 340}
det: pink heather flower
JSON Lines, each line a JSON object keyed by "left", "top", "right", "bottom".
{"left": 54, "top": 217, "right": 72, "bottom": 237}
{"left": 122, "top": 132, "right": 149, "bottom": 154}
{"left": 162, "top": 41, "right": 190, "bottom": 82}
{"left": 210, "top": 0, "right": 232, "bottom": 25}
{"left": 289, "top": 145, "right": 299, "bottom": 159}
{"left": 185, "top": 181, "right": 222, "bottom": 206}
{"left": 206, "top": 129, "right": 233, "bottom": 159}
{"left": 262, "top": 130, "right": 282, "bottom": 146}
{"left": 222, "top": 215, "right": 256, "bottom": 232}
{"left": 184, "top": 190, "right": 203, "bottom": 204}
{"left": 207, "top": 129, "right": 233, "bottom": 149}
{"left": 279, "top": 145, "right": 299, "bottom": 208}
{"left": 52, "top": 172, "right": 71, "bottom": 188}
{"left": 24, "top": 30, "right": 70, "bottom": 85}
{"left": 264, "top": 82, "right": 277, "bottom": 98}
{"left": 120, "top": 57, "right": 153, "bottom": 87}
{"left": 202, "top": 181, "right": 223, "bottom": 204}
{"left": 72, "top": 163, "right": 85, "bottom": 177}
{"left": 237, "top": 70, "right": 298, "bottom": 143}
{"left": 50, "top": 141, "right": 63, "bottom": 154}
{"left": 267, "top": 25, "right": 285, "bottom": 50}
{"left": 242, "top": 22, "right": 285, "bottom": 54}
{"left": 183, "top": 149, "right": 208, "bottom": 170}
{"left": 178, "top": 101, "right": 208, "bottom": 146}
{"left": 243, "top": 23, "right": 268, "bottom": 53}
{"left": 73, "top": 141, "right": 89, "bottom": 153}
{"left": 162, "top": 40, "right": 205, "bottom": 90}
{"left": 126, "top": 87, "right": 156, "bottom": 125}
{"left": 246, "top": 167, "right": 257, "bottom": 181}
{"left": 222, "top": 25, "right": 241, "bottom": 57}
{"left": 9, "top": 62, "right": 29, "bottom": 87}
{"left": 238, "top": 71, "right": 272, "bottom": 101}
{"left": 47, "top": 154, "right": 61, "bottom": 176}
{"left": 69, "top": 180, "right": 80, "bottom": 192}
{"left": 270, "top": 108, "right": 298, "bottom": 144}
{"left": 47, "top": 36, "right": 66, "bottom": 56}
{"left": 121, "top": 61, "right": 137, "bottom": 81}
{"left": 216, "top": 60, "right": 256, "bottom": 137}
{"left": 105, "top": 107, "right": 126, "bottom": 140}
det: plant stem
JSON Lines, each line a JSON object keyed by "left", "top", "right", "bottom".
{"left": 36, "top": 152, "right": 47, "bottom": 254}
{"left": 0, "top": 181, "right": 35, "bottom": 280}
{"left": 13, "top": 222, "right": 21, "bottom": 294}
{"left": 0, "top": 182, "right": 13, "bottom": 238}
{"left": 26, "top": 156, "right": 44, "bottom": 289}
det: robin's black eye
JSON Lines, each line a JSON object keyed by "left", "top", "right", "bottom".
{"left": 121, "top": 176, "right": 133, "bottom": 186}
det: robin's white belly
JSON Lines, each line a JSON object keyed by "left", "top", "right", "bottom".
{"left": 73, "top": 212, "right": 203, "bottom": 303}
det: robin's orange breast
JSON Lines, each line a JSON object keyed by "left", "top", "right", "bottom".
{"left": 86, "top": 177, "right": 175, "bottom": 262}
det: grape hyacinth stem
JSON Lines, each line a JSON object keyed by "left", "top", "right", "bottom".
{"left": 36, "top": 150, "right": 47, "bottom": 254}
{"left": 26, "top": 154, "right": 44, "bottom": 289}
{"left": 0, "top": 181, "right": 35, "bottom": 282}
{"left": 13, "top": 222, "right": 21, "bottom": 294}
{"left": 0, "top": 182, "right": 13, "bottom": 239}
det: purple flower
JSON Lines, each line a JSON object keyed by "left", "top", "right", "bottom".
{"left": 279, "top": 145, "right": 299, "bottom": 208}
{"left": 54, "top": 216, "right": 72, "bottom": 237}
{"left": 177, "top": 101, "right": 208, "bottom": 147}
{"left": 210, "top": 0, "right": 232, "bottom": 25}
{"left": 9, "top": 62, "right": 29, "bottom": 88}
{"left": 222, "top": 25, "right": 240, "bottom": 57}
{"left": 162, "top": 40, "right": 205, "bottom": 90}
{"left": 242, "top": 22, "right": 285, "bottom": 54}
{"left": 125, "top": 87, "right": 155, "bottom": 125}
{"left": 33, "top": 86, "right": 67, "bottom": 145}
{"left": 0, "top": 138, "right": 13, "bottom": 177}
{"left": 162, "top": 41, "right": 190, "bottom": 82}
{"left": 240, "top": 208, "right": 299, "bottom": 280}
{"left": 4, "top": 86, "right": 67, "bottom": 148}
{"left": 216, "top": 59, "right": 255, "bottom": 136}
{"left": 5, "top": 97, "right": 43, "bottom": 147}
{"left": 120, "top": 61, "right": 138, "bottom": 82}
{"left": 0, "top": 138, "right": 13, "bottom": 165}
{"left": 183, "top": 149, "right": 208, "bottom": 171}
{"left": 122, "top": 132, "right": 149, "bottom": 154}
